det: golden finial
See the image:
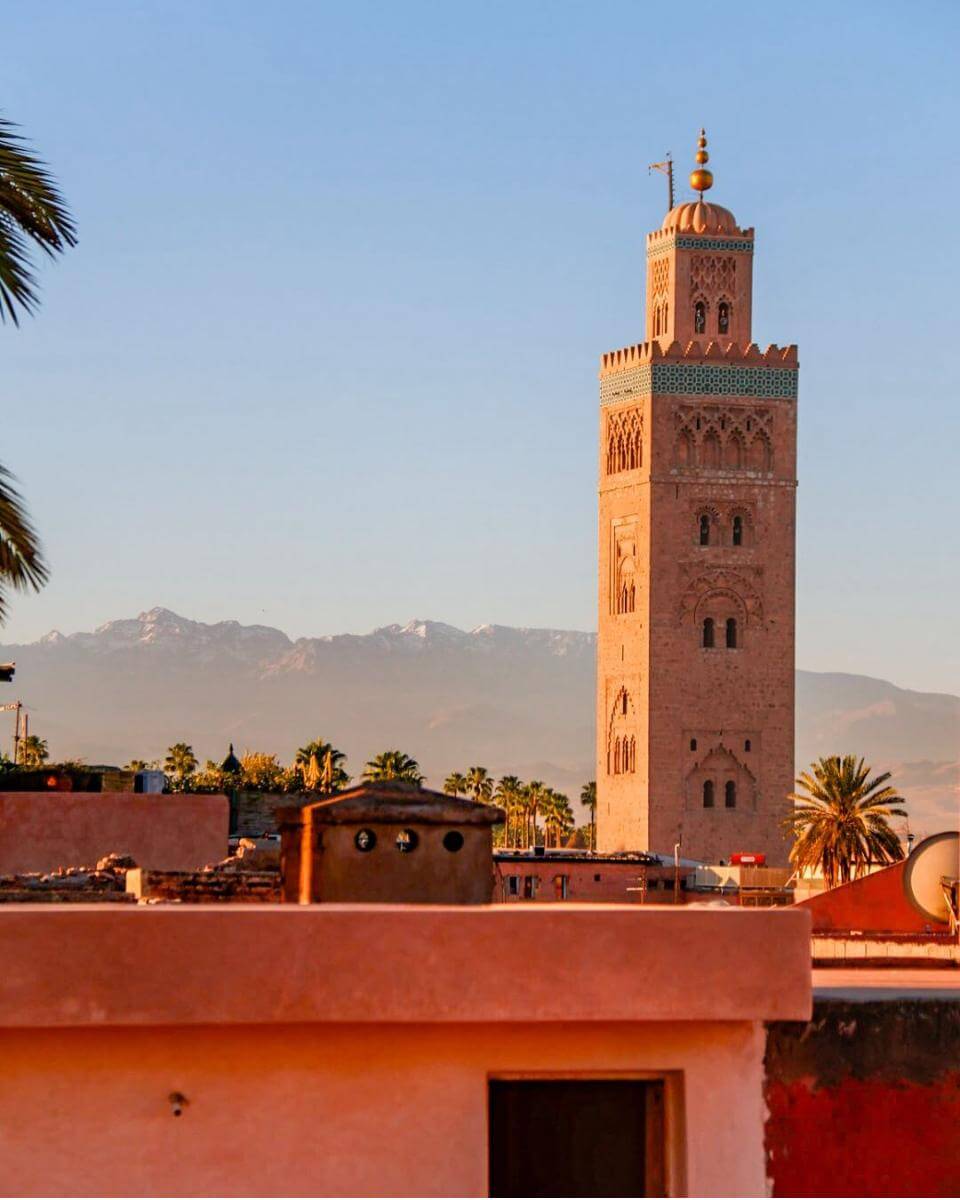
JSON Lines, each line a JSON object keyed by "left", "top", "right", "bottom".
{"left": 689, "top": 128, "right": 714, "bottom": 196}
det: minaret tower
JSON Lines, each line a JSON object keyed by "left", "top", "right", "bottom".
{"left": 595, "top": 131, "right": 797, "bottom": 865}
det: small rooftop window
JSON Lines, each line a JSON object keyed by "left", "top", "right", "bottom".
{"left": 354, "top": 828, "right": 377, "bottom": 852}
{"left": 396, "top": 829, "right": 419, "bottom": 853}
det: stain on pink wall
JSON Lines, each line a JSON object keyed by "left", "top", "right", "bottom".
{"left": 0, "top": 792, "right": 228, "bottom": 873}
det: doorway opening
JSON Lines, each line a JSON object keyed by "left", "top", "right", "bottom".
{"left": 488, "top": 1077, "right": 667, "bottom": 1197}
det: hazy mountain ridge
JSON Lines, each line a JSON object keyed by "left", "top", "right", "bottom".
{"left": 2, "top": 608, "right": 956, "bottom": 834}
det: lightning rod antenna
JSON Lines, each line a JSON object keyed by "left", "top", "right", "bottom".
{"left": 648, "top": 153, "right": 674, "bottom": 212}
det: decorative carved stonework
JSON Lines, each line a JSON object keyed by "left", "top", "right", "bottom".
{"left": 605, "top": 405, "right": 644, "bottom": 475}
{"left": 684, "top": 743, "right": 757, "bottom": 812}
{"left": 678, "top": 567, "right": 764, "bottom": 625}
{"left": 674, "top": 403, "right": 774, "bottom": 472}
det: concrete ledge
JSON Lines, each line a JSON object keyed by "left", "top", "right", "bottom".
{"left": 0, "top": 903, "right": 811, "bottom": 1027}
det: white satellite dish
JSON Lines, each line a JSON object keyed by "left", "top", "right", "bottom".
{"left": 903, "top": 831, "right": 960, "bottom": 923}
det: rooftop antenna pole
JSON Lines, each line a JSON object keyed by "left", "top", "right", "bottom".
{"left": 649, "top": 153, "right": 674, "bottom": 212}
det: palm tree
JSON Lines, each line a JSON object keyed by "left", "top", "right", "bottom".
{"left": 580, "top": 780, "right": 597, "bottom": 851}
{"left": 0, "top": 115, "right": 77, "bottom": 324}
{"left": 295, "top": 739, "right": 349, "bottom": 792}
{"left": 163, "top": 742, "right": 198, "bottom": 786}
{"left": 444, "top": 771, "right": 468, "bottom": 798}
{"left": 18, "top": 733, "right": 48, "bottom": 768}
{"left": 0, "top": 118, "right": 75, "bottom": 624}
{"left": 495, "top": 775, "right": 523, "bottom": 848}
{"left": 125, "top": 759, "right": 148, "bottom": 772}
{"left": 552, "top": 792, "right": 575, "bottom": 847}
{"left": 787, "top": 755, "right": 907, "bottom": 888}
{"left": 540, "top": 789, "right": 560, "bottom": 847}
{"left": 524, "top": 780, "right": 546, "bottom": 848}
{"left": 465, "top": 766, "right": 493, "bottom": 805}
{"left": 363, "top": 750, "right": 423, "bottom": 785}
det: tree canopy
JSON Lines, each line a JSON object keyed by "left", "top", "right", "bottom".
{"left": 787, "top": 754, "right": 907, "bottom": 887}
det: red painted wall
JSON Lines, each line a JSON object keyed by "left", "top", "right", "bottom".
{"left": 796, "top": 860, "right": 949, "bottom": 935}
{"left": 766, "top": 999, "right": 960, "bottom": 1197}
{"left": 766, "top": 1074, "right": 960, "bottom": 1197}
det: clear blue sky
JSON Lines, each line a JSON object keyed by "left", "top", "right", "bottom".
{"left": 4, "top": 0, "right": 958, "bottom": 693}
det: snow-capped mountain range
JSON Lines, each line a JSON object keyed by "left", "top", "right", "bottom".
{"left": 3, "top": 607, "right": 957, "bottom": 835}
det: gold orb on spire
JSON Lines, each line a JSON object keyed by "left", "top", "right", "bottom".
{"left": 690, "top": 127, "right": 714, "bottom": 195}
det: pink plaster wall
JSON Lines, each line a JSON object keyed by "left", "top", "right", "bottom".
{"left": 0, "top": 905, "right": 811, "bottom": 1197}
{"left": 0, "top": 905, "right": 811, "bottom": 1026}
{"left": 0, "top": 792, "right": 228, "bottom": 874}
{"left": 0, "top": 1020, "right": 766, "bottom": 1198}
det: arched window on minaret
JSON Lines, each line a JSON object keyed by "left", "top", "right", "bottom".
{"left": 694, "top": 300, "right": 706, "bottom": 334}
{"left": 718, "top": 301, "right": 730, "bottom": 335}
{"left": 629, "top": 737, "right": 636, "bottom": 772}
{"left": 726, "top": 617, "right": 738, "bottom": 649}
{"left": 732, "top": 515, "right": 744, "bottom": 546}
{"left": 699, "top": 514, "right": 710, "bottom": 546}
{"left": 613, "top": 738, "right": 621, "bottom": 775}
{"left": 702, "top": 617, "right": 715, "bottom": 648}
{"left": 677, "top": 430, "right": 694, "bottom": 467}
{"left": 725, "top": 780, "right": 737, "bottom": 808}
{"left": 663, "top": 302, "right": 668, "bottom": 331}
{"left": 703, "top": 780, "right": 715, "bottom": 808}
{"left": 750, "top": 434, "right": 772, "bottom": 472}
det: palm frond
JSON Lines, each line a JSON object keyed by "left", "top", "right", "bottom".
{"left": 0, "top": 464, "right": 48, "bottom": 623}
{"left": 0, "top": 115, "right": 77, "bottom": 325}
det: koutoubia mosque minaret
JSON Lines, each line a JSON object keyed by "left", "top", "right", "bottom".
{"left": 595, "top": 131, "right": 797, "bottom": 865}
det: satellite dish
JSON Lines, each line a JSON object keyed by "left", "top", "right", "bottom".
{"left": 903, "top": 831, "right": 960, "bottom": 923}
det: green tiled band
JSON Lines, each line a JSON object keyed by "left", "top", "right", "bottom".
{"left": 647, "top": 237, "right": 754, "bottom": 256}
{"left": 600, "top": 362, "right": 798, "bottom": 405}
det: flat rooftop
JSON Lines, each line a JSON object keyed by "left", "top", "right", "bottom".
{"left": 813, "top": 967, "right": 960, "bottom": 1001}
{"left": 0, "top": 903, "right": 811, "bottom": 1026}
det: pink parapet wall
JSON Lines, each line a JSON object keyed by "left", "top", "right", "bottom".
{"left": 0, "top": 792, "right": 229, "bottom": 873}
{"left": 0, "top": 904, "right": 811, "bottom": 1198}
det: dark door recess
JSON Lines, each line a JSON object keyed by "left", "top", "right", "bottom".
{"left": 488, "top": 1078, "right": 665, "bottom": 1197}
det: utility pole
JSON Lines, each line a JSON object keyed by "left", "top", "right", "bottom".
{"left": 20, "top": 711, "right": 28, "bottom": 765}
{"left": 0, "top": 701, "right": 22, "bottom": 763}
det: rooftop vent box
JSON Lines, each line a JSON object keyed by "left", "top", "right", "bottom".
{"left": 277, "top": 780, "right": 505, "bottom": 905}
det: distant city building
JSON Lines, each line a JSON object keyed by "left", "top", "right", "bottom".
{"left": 596, "top": 131, "right": 797, "bottom": 864}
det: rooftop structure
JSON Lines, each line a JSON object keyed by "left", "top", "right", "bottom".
{"left": 278, "top": 780, "right": 504, "bottom": 904}
{"left": 0, "top": 902, "right": 810, "bottom": 1196}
